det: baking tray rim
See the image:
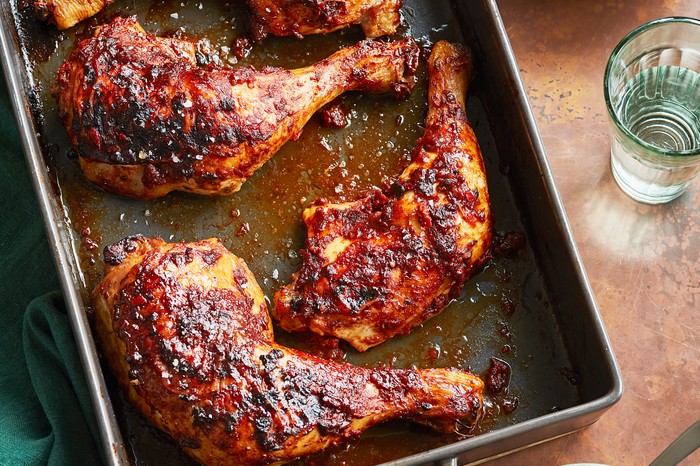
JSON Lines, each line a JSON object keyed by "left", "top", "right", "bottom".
{"left": 0, "top": 4, "right": 128, "bottom": 465}
{"left": 0, "top": 0, "right": 623, "bottom": 464}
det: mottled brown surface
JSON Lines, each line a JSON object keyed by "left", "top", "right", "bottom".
{"left": 489, "top": 1, "right": 700, "bottom": 465}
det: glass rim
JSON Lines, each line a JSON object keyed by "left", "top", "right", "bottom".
{"left": 603, "top": 16, "right": 700, "bottom": 158}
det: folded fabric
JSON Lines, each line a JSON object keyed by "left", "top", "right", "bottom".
{"left": 23, "top": 292, "right": 102, "bottom": 466}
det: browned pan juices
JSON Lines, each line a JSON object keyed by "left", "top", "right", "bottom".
{"left": 12, "top": 0, "right": 580, "bottom": 464}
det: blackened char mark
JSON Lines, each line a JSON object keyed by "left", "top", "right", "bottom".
{"left": 103, "top": 234, "right": 145, "bottom": 265}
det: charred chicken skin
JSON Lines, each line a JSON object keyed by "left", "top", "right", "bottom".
{"left": 274, "top": 41, "right": 492, "bottom": 352}
{"left": 246, "top": 0, "right": 402, "bottom": 42}
{"left": 53, "top": 16, "right": 419, "bottom": 199}
{"left": 92, "top": 235, "right": 483, "bottom": 466}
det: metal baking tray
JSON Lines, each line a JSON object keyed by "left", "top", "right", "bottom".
{"left": 0, "top": 0, "right": 622, "bottom": 464}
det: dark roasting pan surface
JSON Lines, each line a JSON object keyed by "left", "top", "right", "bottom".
{"left": 0, "top": 0, "right": 622, "bottom": 464}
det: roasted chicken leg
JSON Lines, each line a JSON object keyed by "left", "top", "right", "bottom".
{"left": 273, "top": 41, "right": 492, "bottom": 352}
{"left": 246, "top": 0, "right": 402, "bottom": 42}
{"left": 92, "top": 235, "right": 483, "bottom": 466}
{"left": 53, "top": 16, "right": 418, "bottom": 199}
{"left": 34, "top": 0, "right": 114, "bottom": 30}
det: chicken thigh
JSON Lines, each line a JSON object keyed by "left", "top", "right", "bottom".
{"left": 53, "top": 16, "right": 419, "bottom": 199}
{"left": 273, "top": 41, "right": 492, "bottom": 351}
{"left": 92, "top": 235, "right": 483, "bottom": 466}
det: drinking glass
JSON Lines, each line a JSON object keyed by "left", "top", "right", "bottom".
{"left": 604, "top": 17, "right": 700, "bottom": 204}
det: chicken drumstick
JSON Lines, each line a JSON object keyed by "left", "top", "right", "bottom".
{"left": 92, "top": 235, "right": 483, "bottom": 466}
{"left": 273, "top": 41, "right": 492, "bottom": 351}
{"left": 53, "top": 16, "right": 418, "bottom": 199}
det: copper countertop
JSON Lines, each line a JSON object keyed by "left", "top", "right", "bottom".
{"left": 488, "top": 1, "right": 699, "bottom": 465}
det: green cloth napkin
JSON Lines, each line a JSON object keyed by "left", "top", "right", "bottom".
{"left": 0, "top": 77, "right": 102, "bottom": 464}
